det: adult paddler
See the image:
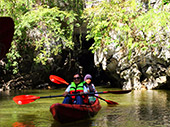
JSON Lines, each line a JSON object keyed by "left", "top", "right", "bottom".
{"left": 62, "top": 73, "right": 88, "bottom": 104}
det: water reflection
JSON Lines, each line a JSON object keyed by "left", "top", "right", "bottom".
{"left": 12, "top": 116, "right": 94, "bottom": 127}
{"left": 91, "top": 90, "right": 170, "bottom": 127}
{"left": 13, "top": 121, "right": 35, "bottom": 127}
{"left": 133, "top": 91, "right": 168, "bottom": 119}
{"left": 124, "top": 90, "right": 170, "bottom": 126}
{"left": 2, "top": 89, "right": 170, "bottom": 127}
{"left": 51, "top": 119, "right": 93, "bottom": 127}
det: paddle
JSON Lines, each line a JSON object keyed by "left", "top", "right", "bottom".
{"left": 13, "top": 90, "right": 131, "bottom": 105}
{"left": 96, "top": 96, "right": 118, "bottom": 105}
{"left": 49, "top": 75, "right": 131, "bottom": 104}
{"left": 49, "top": 75, "right": 69, "bottom": 85}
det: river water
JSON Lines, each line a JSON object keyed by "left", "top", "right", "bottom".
{"left": 1, "top": 87, "right": 170, "bottom": 127}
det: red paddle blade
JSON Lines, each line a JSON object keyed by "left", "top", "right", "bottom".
{"left": 13, "top": 95, "right": 40, "bottom": 105}
{"left": 105, "top": 100, "right": 118, "bottom": 105}
{"left": 49, "top": 75, "right": 61, "bottom": 84}
{"left": 49, "top": 75, "right": 69, "bottom": 85}
{"left": 97, "top": 96, "right": 118, "bottom": 105}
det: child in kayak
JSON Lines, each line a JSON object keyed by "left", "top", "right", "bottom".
{"left": 84, "top": 74, "right": 98, "bottom": 104}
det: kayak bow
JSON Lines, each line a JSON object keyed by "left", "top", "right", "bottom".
{"left": 50, "top": 98, "right": 102, "bottom": 123}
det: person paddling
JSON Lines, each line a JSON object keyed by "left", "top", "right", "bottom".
{"left": 84, "top": 74, "right": 98, "bottom": 104}
{"left": 62, "top": 73, "right": 88, "bottom": 104}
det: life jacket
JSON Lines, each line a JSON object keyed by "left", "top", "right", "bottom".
{"left": 69, "top": 81, "right": 88, "bottom": 104}
{"left": 88, "top": 83, "right": 95, "bottom": 92}
{"left": 86, "top": 83, "right": 96, "bottom": 104}
{"left": 69, "top": 81, "right": 84, "bottom": 99}
{"left": 84, "top": 82, "right": 95, "bottom": 93}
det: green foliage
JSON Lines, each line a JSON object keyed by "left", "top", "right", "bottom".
{"left": 83, "top": 0, "right": 170, "bottom": 56}
{"left": 84, "top": 0, "right": 139, "bottom": 53}
{"left": 163, "top": 0, "right": 170, "bottom": 5}
{"left": 1, "top": 0, "right": 78, "bottom": 74}
{"left": 15, "top": 6, "right": 76, "bottom": 53}
{"left": 3, "top": 0, "right": 170, "bottom": 75}
{"left": 134, "top": 9, "right": 170, "bottom": 33}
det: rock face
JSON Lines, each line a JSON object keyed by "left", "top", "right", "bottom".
{"left": 2, "top": 0, "right": 170, "bottom": 91}
{"left": 94, "top": 33, "right": 170, "bottom": 90}
{"left": 89, "top": 0, "right": 170, "bottom": 90}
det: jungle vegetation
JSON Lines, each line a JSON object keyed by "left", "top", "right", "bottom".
{"left": 1, "top": 0, "right": 170, "bottom": 89}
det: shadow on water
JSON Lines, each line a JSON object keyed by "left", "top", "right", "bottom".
{"left": 51, "top": 119, "right": 94, "bottom": 127}
{"left": 2, "top": 89, "right": 170, "bottom": 127}
{"left": 12, "top": 115, "right": 94, "bottom": 127}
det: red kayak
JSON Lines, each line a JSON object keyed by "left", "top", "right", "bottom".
{"left": 50, "top": 98, "right": 101, "bottom": 123}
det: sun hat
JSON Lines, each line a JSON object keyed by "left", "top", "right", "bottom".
{"left": 84, "top": 74, "right": 92, "bottom": 81}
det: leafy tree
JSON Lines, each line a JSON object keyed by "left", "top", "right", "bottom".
{"left": 83, "top": 0, "right": 170, "bottom": 59}
{"left": 1, "top": 0, "right": 78, "bottom": 74}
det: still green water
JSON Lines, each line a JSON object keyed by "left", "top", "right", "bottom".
{"left": 1, "top": 87, "right": 170, "bottom": 127}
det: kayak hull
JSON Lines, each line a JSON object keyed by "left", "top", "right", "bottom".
{"left": 50, "top": 98, "right": 101, "bottom": 123}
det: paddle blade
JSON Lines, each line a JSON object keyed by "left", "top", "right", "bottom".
{"left": 49, "top": 75, "right": 61, "bottom": 84}
{"left": 49, "top": 75, "right": 69, "bottom": 85}
{"left": 105, "top": 100, "right": 118, "bottom": 105}
{"left": 13, "top": 95, "right": 40, "bottom": 105}
{"left": 97, "top": 96, "right": 118, "bottom": 105}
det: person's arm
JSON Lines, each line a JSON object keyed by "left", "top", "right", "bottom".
{"left": 92, "top": 84, "right": 98, "bottom": 96}
{"left": 63, "top": 85, "right": 71, "bottom": 96}
{"left": 83, "top": 85, "right": 88, "bottom": 93}
{"left": 92, "top": 84, "right": 97, "bottom": 92}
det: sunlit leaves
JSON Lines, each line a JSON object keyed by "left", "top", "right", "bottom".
{"left": 19, "top": 6, "right": 76, "bottom": 65}
{"left": 84, "top": 0, "right": 138, "bottom": 53}
{"left": 84, "top": 0, "right": 170, "bottom": 58}
{"left": 1, "top": 0, "right": 77, "bottom": 74}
